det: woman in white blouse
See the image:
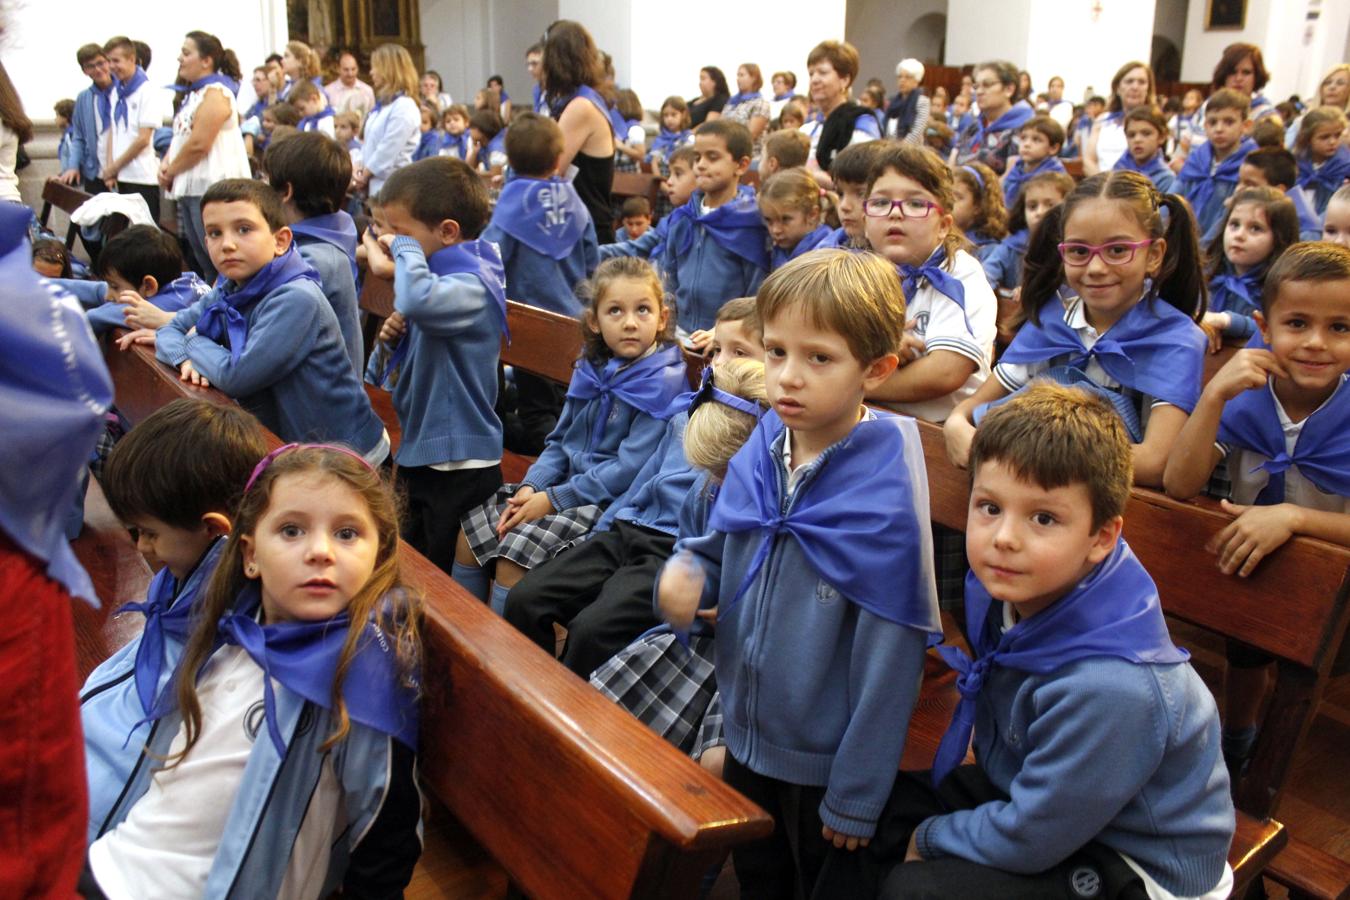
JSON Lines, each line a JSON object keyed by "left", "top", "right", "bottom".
{"left": 354, "top": 45, "right": 422, "bottom": 198}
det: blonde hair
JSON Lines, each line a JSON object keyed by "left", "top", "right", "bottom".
{"left": 759, "top": 168, "right": 832, "bottom": 224}
{"left": 370, "top": 43, "right": 420, "bottom": 103}
{"left": 684, "top": 358, "right": 768, "bottom": 479}
{"left": 756, "top": 248, "right": 905, "bottom": 364}
{"left": 285, "top": 40, "right": 322, "bottom": 79}
{"left": 1317, "top": 64, "right": 1350, "bottom": 113}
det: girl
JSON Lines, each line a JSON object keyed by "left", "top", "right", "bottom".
{"left": 647, "top": 96, "right": 691, "bottom": 167}
{"left": 84, "top": 445, "right": 423, "bottom": 898}
{"left": 591, "top": 357, "right": 769, "bottom": 776}
{"left": 1201, "top": 186, "right": 1298, "bottom": 349}
{"left": 987, "top": 170, "right": 1074, "bottom": 341}
{"left": 951, "top": 161, "right": 1008, "bottom": 265}
{"left": 1293, "top": 106, "right": 1350, "bottom": 217}
{"left": 613, "top": 88, "right": 647, "bottom": 173}
{"left": 1324, "top": 184, "right": 1350, "bottom": 248}
{"left": 944, "top": 170, "right": 1208, "bottom": 487}
{"left": 279, "top": 39, "right": 322, "bottom": 101}
{"left": 411, "top": 101, "right": 441, "bottom": 161}
{"left": 452, "top": 257, "right": 689, "bottom": 614}
{"left": 759, "top": 168, "right": 835, "bottom": 270}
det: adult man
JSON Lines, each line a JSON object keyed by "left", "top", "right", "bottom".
{"left": 324, "top": 50, "right": 375, "bottom": 120}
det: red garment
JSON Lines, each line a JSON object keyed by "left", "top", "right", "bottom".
{"left": 0, "top": 534, "right": 87, "bottom": 899}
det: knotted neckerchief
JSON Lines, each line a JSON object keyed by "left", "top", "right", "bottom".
{"left": 1296, "top": 145, "right": 1350, "bottom": 199}
{"left": 565, "top": 343, "right": 688, "bottom": 446}
{"left": 1001, "top": 156, "right": 1066, "bottom": 207}
{"left": 770, "top": 223, "right": 835, "bottom": 270}
{"left": 897, "top": 246, "right": 973, "bottom": 338}
{"left": 964, "top": 100, "right": 1034, "bottom": 154}
{"left": 673, "top": 186, "right": 769, "bottom": 270}
{"left": 114, "top": 67, "right": 148, "bottom": 128}
{"left": 647, "top": 127, "right": 690, "bottom": 162}
{"left": 169, "top": 73, "right": 240, "bottom": 97}
{"left": 1113, "top": 149, "right": 1172, "bottom": 184}
{"left": 298, "top": 106, "right": 336, "bottom": 132}
{"left": 195, "top": 245, "right": 321, "bottom": 364}
{"left": 1207, "top": 264, "right": 1263, "bottom": 317}
{"left": 94, "top": 82, "right": 114, "bottom": 132}
{"left": 885, "top": 88, "right": 921, "bottom": 138}
{"left": 1178, "top": 138, "right": 1256, "bottom": 216}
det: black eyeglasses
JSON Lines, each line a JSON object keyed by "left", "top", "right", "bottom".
{"left": 863, "top": 197, "right": 944, "bottom": 219}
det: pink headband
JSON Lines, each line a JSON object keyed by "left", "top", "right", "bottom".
{"left": 244, "top": 442, "right": 377, "bottom": 493}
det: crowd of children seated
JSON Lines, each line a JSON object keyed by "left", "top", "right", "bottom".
{"left": 9, "top": 19, "right": 1350, "bottom": 899}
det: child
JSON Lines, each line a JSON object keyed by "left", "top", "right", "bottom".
{"left": 468, "top": 108, "right": 507, "bottom": 173}
{"left": 1178, "top": 88, "right": 1258, "bottom": 243}
{"left": 1238, "top": 146, "right": 1324, "bottom": 241}
{"left": 827, "top": 140, "right": 889, "bottom": 248}
{"left": 614, "top": 88, "right": 647, "bottom": 173}
{"left": 363, "top": 157, "right": 506, "bottom": 574}
{"left": 258, "top": 102, "right": 298, "bottom": 152}
{"left": 845, "top": 383, "right": 1234, "bottom": 899}
{"left": 617, "top": 196, "right": 652, "bottom": 241}
{"left": 437, "top": 103, "right": 472, "bottom": 160}
{"left": 101, "top": 35, "right": 160, "bottom": 223}
{"left": 152, "top": 179, "right": 386, "bottom": 461}
{"left": 1200, "top": 186, "right": 1298, "bottom": 349}
{"left": 412, "top": 101, "right": 441, "bottom": 162}
{"left": 265, "top": 132, "right": 365, "bottom": 378}
{"left": 1113, "top": 105, "right": 1176, "bottom": 193}
{"left": 452, "top": 257, "right": 687, "bottom": 613}
{"left": 84, "top": 444, "right": 424, "bottom": 897}
{"left": 1001, "top": 115, "right": 1066, "bottom": 208}
{"left": 660, "top": 119, "right": 769, "bottom": 348}
{"left": 334, "top": 110, "right": 363, "bottom": 167}
{"left": 1324, "top": 184, "right": 1350, "bottom": 248}
{"left": 1164, "top": 241, "right": 1350, "bottom": 778}
{"left": 779, "top": 96, "right": 808, "bottom": 133}
{"left": 64, "top": 224, "right": 209, "bottom": 334}
{"left": 81, "top": 399, "right": 267, "bottom": 841}
{"left": 647, "top": 95, "right": 692, "bottom": 166}
{"left": 657, "top": 249, "right": 942, "bottom": 896}
{"left": 986, "top": 171, "right": 1075, "bottom": 338}
{"left": 945, "top": 170, "right": 1208, "bottom": 487}
{"left": 865, "top": 145, "right": 999, "bottom": 425}
{"left": 601, "top": 145, "right": 697, "bottom": 261}
{"left": 55, "top": 98, "right": 77, "bottom": 176}
{"left": 289, "top": 79, "right": 335, "bottom": 137}
{"left": 758, "top": 128, "right": 810, "bottom": 178}
{"left": 759, "top": 168, "right": 834, "bottom": 270}
{"left": 32, "top": 237, "right": 72, "bottom": 279}
{"left": 706, "top": 295, "right": 762, "bottom": 363}
{"left": 1292, "top": 105, "right": 1350, "bottom": 217}
{"left": 951, "top": 161, "right": 1008, "bottom": 265}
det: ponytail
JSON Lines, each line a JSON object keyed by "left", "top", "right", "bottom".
{"left": 1155, "top": 192, "right": 1206, "bottom": 320}
{"left": 1019, "top": 203, "right": 1065, "bottom": 326}
{"left": 185, "top": 31, "right": 241, "bottom": 81}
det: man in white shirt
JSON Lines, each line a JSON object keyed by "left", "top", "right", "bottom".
{"left": 100, "top": 35, "right": 162, "bottom": 223}
{"left": 324, "top": 51, "right": 375, "bottom": 121}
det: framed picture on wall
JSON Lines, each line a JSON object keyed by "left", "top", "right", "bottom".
{"left": 1205, "top": 0, "right": 1246, "bottom": 30}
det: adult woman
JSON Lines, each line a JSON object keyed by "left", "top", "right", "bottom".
{"left": 280, "top": 39, "right": 322, "bottom": 101}
{"left": 0, "top": 61, "right": 31, "bottom": 204}
{"left": 723, "top": 63, "right": 771, "bottom": 152}
{"left": 159, "top": 31, "right": 249, "bottom": 281}
{"left": 542, "top": 19, "right": 618, "bottom": 242}
{"left": 1016, "top": 70, "right": 1033, "bottom": 103}
{"left": 769, "top": 71, "right": 796, "bottom": 121}
{"left": 955, "top": 59, "right": 1034, "bottom": 174}
{"left": 800, "top": 40, "right": 880, "bottom": 182}
{"left": 1212, "top": 43, "right": 1274, "bottom": 120}
{"left": 420, "top": 70, "right": 453, "bottom": 112}
{"left": 885, "top": 58, "right": 929, "bottom": 145}
{"left": 354, "top": 43, "right": 421, "bottom": 197}
{"left": 688, "top": 66, "right": 729, "bottom": 128}
{"left": 1286, "top": 64, "right": 1350, "bottom": 148}
{"left": 1083, "top": 60, "right": 1155, "bottom": 174}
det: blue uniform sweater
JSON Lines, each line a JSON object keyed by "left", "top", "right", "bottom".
{"left": 293, "top": 234, "right": 364, "bottom": 379}
{"left": 157, "top": 278, "right": 383, "bottom": 454}
{"left": 481, "top": 217, "right": 599, "bottom": 318}
{"left": 595, "top": 411, "right": 697, "bottom": 536}
{"left": 660, "top": 191, "right": 768, "bottom": 334}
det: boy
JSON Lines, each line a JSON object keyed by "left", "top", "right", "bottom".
{"left": 334, "top": 110, "right": 363, "bottom": 166}
{"left": 152, "top": 179, "right": 386, "bottom": 461}
{"left": 57, "top": 43, "right": 112, "bottom": 198}
{"left": 1238, "top": 146, "right": 1323, "bottom": 240}
{"left": 660, "top": 119, "right": 768, "bottom": 349}
{"left": 825, "top": 141, "right": 888, "bottom": 248}
{"left": 289, "top": 79, "right": 336, "bottom": 137}
{"left": 55, "top": 99, "right": 77, "bottom": 177}
{"left": 1164, "top": 241, "right": 1350, "bottom": 775}
{"left": 658, "top": 250, "right": 941, "bottom": 896}
{"left": 601, "top": 145, "right": 698, "bottom": 261}
{"left": 1324, "top": 186, "right": 1350, "bottom": 248}
{"left": 617, "top": 196, "right": 652, "bottom": 241}
{"left": 708, "top": 296, "right": 761, "bottom": 363}
{"left": 265, "top": 131, "right": 364, "bottom": 377}
{"left": 81, "top": 399, "right": 267, "bottom": 842}
{"left": 439, "top": 103, "right": 472, "bottom": 160}
{"left": 99, "top": 36, "right": 161, "bottom": 223}
{"left": 1178, "top": 88, "right": 1257, "bottom": 243}
{"left": 364, "top": 157, "right": 506, "bottom": 573}
{"left": 1114, "top": 105, "right": 1176, "bottom": 193}
{"left": 758, "top": 129, "right": 810, "bottom": 179}
{"left": 1001, "top": 115, "right": 1066, "bottom": 207}
{"left": 468, "top": 108, "right": 506, "bottom": 173}
{"left": 845, "top": 383, "right": 1233, "bottom": 898}
{"left": 58, "top": 224, "right": 208, "bottom": 334}
{"left": 1068, "top": 95, "right": 1105, "bottom": 159}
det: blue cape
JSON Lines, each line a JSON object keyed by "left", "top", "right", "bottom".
{"left": 769, "top": 223, "right": 835, "bottom": 269}
{"left": 291, "top": 211, "right": 360, "bottom": 283}
{"left": 1179, "top": 138, "right": 1256, "bottom": 215}
{"left": 674, "top": 186, "right": 769, "bottom": 271}
{"left": 709, "top": 409, "right": 943, "bottom": 635}
{"left": 1297, "top": 145, "right": 1350, "bottom": 200}
{"left": 931, "top": 539, "right": 1187, "bottom": 786}
{"left": 1114, "top": 150, "right": 1172, "bottom": 183}
{"left": 566, "top": 343, "right": 688, "bottom": 445}
{"left": 114, "top": 67, "right": 148, "bottom": 128}
{"left": 492, "top": 176, "right": 592, "bottom": 260}
{"left": 298, "top": 107, "right": 335, "bottom": 132}
{"left": 196, "top": 245, "right": 322, "bottom": 364}
{"left": 1001, "top": 156, "right": 1066, "bottom": 207}
{"left": 1207, "top": 264, "right": 1263, "bottom": 317}
{"left": 896, "top": 247, "right": 973, "bottom": 338}
{"left": 965, "top": 101, "right": 1034, "bottom": 154}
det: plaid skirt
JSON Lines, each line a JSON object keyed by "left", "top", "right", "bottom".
{"left": 460, "top": 484, "right": 602, "bottom": 570}
{"left": 933, "top": 523, "right": 968, "bottom": 615}
{"left": 590, "top": 629, "right": 723, "bottom": 758}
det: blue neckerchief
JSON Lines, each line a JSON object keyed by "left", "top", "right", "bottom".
{"left": 1289, "top": 186, "right": 1323, "bottom": 236}
{"left": 1218, "top": 354, "right": 1350, "bottom": 506}
{"left": 565, "top": 343, "right": 688, "bottom": 445}
{"left": 1179, "top": 137, "right": 1256, "bottom": 214}
{"left": 493, "top": 176, "right": 591, "bottom": 259}
{"left": 966, "top": 100, "right": 1034, "bottom": 153}
{"left": 824, "top": 226, "right": 851, "bottom": 248}
{"left": 1001, "top": 295, "right": 1206, "bottom": 412}
{"left": 123, "top": 539, "right": 225, "bottom": 716}
{"left": 114, "top": 67, "right": 148, "bottom": 128}
{"left": 382, "top": 239, "right": 509, "bottom": 383}
{"left": 772, "top": 90, "right": 795, "bottom": 102}
{"left": 930, "top": 539, "right": 1187, "bottom": 787}
{"left": 169, "top": 73, "right": 241, "bottom": 96}
{"left": 648, "top": 212, "right": 679, "bottom": 258}
{"left": 438, "top": 130, "right": 470, "bottom": 160}
{"left": 709, "top": 409, "right": 943, "bottom": 635}
{"left": 245, "top": 98, "right": 269, "bottom": 121}
{"left": 95, "top": 82, "right": 114, "bottom": 133}
{"left": 1207, "top": 264, "right": 1263, "bottom": 317}
{"left": 298, "top": 106, "right": 335, "bottom": 132}
{"left": 1103, "top": 110, "right": 1125, "bottom": 126}
{"left": 674, "top": 187, "right": 769, "bottom": 270}
{"left": 291, "top": 211, "right": 360, "bottom": 283}
{"left": 549, "top": 85, "right": 621, "bottom": 139}
{"left": 770, "top": 223, "right": 834, "bottom": 269}
{"left": 1002, "top": 156, "right": 1066, "bottom": 206}
{"left": 647, "top": 127, "right": 690, "bottom": 161}
{"left": 897, "top": 247, "right": 973, "bottom": 338}
{"left": 412, "top": 129, "right": 440, "bottom": 161}
{"left": 498, "top": 87, "right": 510, "bottom": 103}
{"left": 1, "top": 203, "right": 113, "bottom": 604}
{"left": 202, "top": 584, "right": 419, "bottom": 756}
{"left": 154, "top": 272, "right": 211, "bottom": 314}
{"left": 727, "top": 90, "right": 763, "bottom": 107}
{"left": 532, "top": 83, "right": 546, "bottom": 114}
{"left": 1003, "top": 228, "right": 1029, "bottom": 255}
{"left": 369, "top": 91, "right": 403, "bottom": 118}
{"left": 1297, "top": 145, "right": 1350, "bottom": 196}
{"left": 1113, "top": 149, "right": 1171, "bottom": 182}
{"left": 664, "top": 365, "right": 767, "bottom": 420}
{"left": 196, "top": 245, "right": 321, "bottom": 364}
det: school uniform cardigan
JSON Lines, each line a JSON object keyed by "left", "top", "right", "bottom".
{"left": 293, "top": 237, "right": 364, "bottom": 378}
{"left": 660, "top": 190, "right": 768, "bottom": 334}
{"left": 594, "top": 411, "right": 698, "bottom": 536}
{"left": 68, "top": 83, "right": 105, "bottom": 181}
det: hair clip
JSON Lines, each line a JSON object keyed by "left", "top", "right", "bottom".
{"left": 687, "top": 366, "right": 766, "bottom": 419}
{"left": 244, "top": 442, "right": 377, "bottom": 493}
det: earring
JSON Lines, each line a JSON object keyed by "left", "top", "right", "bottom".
{"left": 245, "top": 564, "right": 258, "bottom": 576}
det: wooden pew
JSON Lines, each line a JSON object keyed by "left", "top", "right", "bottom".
{"left": 612, "top": 170, "right": 662, "bottom": 211}
{"left": 93, "top": 335, "right": 773, "bottom": 899}
{"left": 39, "top": 179, "right": 94, "bottom": 250}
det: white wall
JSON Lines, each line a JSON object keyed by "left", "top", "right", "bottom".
{"left": 846, "top": 0, "right": 948, "bottom": 87}
{"left": 7, "top": 0, "right": 286, "bottom": 123}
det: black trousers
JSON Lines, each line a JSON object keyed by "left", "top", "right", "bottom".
{"left": 502, "top": 519, "right": 671, "bottom": 676}
{"left": 812, "top": 766, "right": 1150, "bottom": 900}
{"left": 117, "top": 181, "right": 161, "bottom": 227}
{"left": 397, "top": 463, "right": 502, "bottom": 575}
{"left": 722, "top": 753, "right": 832, "bottom": 900}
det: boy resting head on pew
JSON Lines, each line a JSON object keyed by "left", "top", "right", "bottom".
{"left": 829, "top": 382, "right": 1235, "bottom": 899}
{"left": 83, "top": 398, "right": 267, "bottom": 842}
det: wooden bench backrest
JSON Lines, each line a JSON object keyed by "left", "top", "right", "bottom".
{"left": 40, "top": 180, "right": 95, "bottom": 249}
{"left": 612, "top": 171, "right": 662, "bottom": 208}
{"left": 101, "top": 336, "right": 772, "bottom": 899}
